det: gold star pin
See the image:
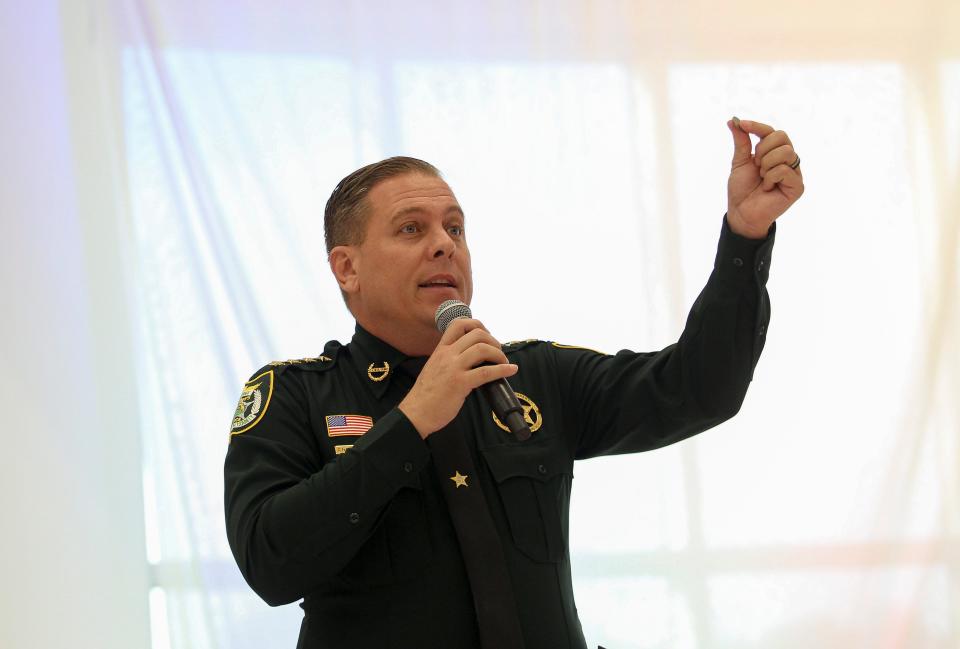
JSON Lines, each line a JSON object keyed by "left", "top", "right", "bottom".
{"left": 450, "top": 471, "right": 469, "bottom": 488}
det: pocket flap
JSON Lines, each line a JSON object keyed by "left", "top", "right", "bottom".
{"left": 480, "top": 440, "right": 571, "bottom": 483}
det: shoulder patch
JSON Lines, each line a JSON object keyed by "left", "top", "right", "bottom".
{"left": 550, "top": 341, "right": 607, "bottom": 355}
{"left": 230, "top": 369, "right": 274, "bottom": 436}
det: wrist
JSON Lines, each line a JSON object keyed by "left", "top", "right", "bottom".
{"left": 726, "top": 211, "right": 771, "bottom": 240}
{"left": 397, "top": 399, "right": 434, "bottom": 440}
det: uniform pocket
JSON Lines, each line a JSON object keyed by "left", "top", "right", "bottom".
{"left": 339, "top": 476, "right": 432, "bottom": 587}
{"left": 480, "top": 440, "right": 572, "bottom": 563}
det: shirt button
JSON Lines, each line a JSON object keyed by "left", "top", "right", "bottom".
{"left": 537, "top": 464, "right": 547, "bottom": 475}
{"left": 403, "top": 461, "right": 414, "bottom": 473}
{"left": 758, "top": 260, "right": 766, "bottom": 271}
{"left": 758, "top": 325, "right": 767, "bottom": 336}
{"left": 349, "top": 512, "right": 360, "bottom": 524}
{"left": 733, "top": 257, "right": 744, "bottom": 267}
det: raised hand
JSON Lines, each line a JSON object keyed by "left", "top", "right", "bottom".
{"left": 725, "top": 117, "right": 804, "bottom": 239}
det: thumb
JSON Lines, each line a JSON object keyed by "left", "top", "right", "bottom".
{"left": 728, "top": 118, "right": 753, "bottom": 167}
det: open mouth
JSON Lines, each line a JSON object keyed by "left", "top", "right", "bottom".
{"left": 418, "top": 275, "right": 458, "bottom": 290}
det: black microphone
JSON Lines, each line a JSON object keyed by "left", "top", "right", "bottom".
{"left": 435, "top": 300, "right": 532, "bottom": 441}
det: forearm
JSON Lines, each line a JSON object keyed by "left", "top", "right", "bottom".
{"left": 686, "top": 212, "right": 775, "bottom": 400}
{"left": 565, "top": 214, "right": 776, "bottom": 458}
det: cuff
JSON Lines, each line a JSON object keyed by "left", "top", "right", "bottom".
{"left": 353, "top": 406, "right": 431, "bottom": 489}
{"left": 713, "top": 213, "right": 777, "bottom": 287}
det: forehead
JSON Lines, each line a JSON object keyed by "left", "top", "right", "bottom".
{"left": 365, "top": 173, "right": 461, "bottom": 222}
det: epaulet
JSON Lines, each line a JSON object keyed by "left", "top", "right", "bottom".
{"left": 267, "top": 355, "right": 335, "bottom": 368}
{"left": 548, "top": 341, "right": 608, "bottom": 355}
{"left": 259, "top": 341, "right": 342, "bottom": 375}
{"left": 502, "top": 338, "right": 543, "bottom": 353}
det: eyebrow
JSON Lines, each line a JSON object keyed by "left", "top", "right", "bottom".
{"left": 389, "top": 205, "right": 465, "bottom": 223}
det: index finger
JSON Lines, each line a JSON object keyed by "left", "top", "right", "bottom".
{"left": 439, "top": 317, "right": 488, "bottom": 344}
{"left": 736, "top": 118, "right": 775, "bottom": 137}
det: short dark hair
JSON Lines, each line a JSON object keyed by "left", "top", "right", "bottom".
{"left": 323, "top": 156, "right": 442, "bottom": 254}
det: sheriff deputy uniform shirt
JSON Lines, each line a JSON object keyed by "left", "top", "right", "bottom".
{"left": 224, "top": 214, "right": 776, "bottom": 649}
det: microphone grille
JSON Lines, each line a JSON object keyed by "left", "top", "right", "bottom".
{"left": 435, "top": 300, "right": 472, "bottom": 333}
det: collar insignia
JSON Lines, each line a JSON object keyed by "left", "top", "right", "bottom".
{"left": 367, "top": 361, "right": 390, "bottom": 382}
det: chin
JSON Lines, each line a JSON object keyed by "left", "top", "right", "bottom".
{"left": 419, "top": 291, "right": 461, "bottom": 309}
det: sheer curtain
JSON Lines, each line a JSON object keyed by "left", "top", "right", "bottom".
{"left": 53, "top": 0, "right": 960, "bottom": 647}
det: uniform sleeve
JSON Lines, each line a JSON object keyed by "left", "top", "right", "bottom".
{"left": 223, "top": 369, "right": 431, "bottom": 606}
{"left": 558, "top": 214, "right": 776, "bottom": 460}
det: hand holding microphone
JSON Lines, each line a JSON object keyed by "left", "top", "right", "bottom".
{"left": 397, "top": 301, "right": 531, "bottom": 441}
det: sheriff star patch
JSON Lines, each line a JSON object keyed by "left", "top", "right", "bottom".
{"left": 231, "top": 370, "right": 274, "bottom": 436}
{"left": 492, "top": 391, "right": 543, "bottom": 434}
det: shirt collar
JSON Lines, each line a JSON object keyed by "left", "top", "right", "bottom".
{"left": 348, "top": 323, "right": 423, "bottom": 399}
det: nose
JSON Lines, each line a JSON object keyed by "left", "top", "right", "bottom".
{"left": 428, "top": 226, "right": 456, "bottom": 259}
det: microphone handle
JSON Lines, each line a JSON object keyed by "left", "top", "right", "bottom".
{"left": 481, "top": 378, "right": 532, "bottom": 441}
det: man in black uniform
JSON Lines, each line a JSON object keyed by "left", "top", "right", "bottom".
{"left": 224, "top": 117, "right": 804, "bottom": 648}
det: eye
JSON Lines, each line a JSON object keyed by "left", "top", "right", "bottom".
{"left": 448, "top": 224, "right": 464, "bottom": 237}
{"left": 400, "top": 222, "right": 419, "bottom": 234}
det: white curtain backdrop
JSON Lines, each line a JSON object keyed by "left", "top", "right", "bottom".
{"left": 3, "top": 1, "right": 958, "bottom": 648}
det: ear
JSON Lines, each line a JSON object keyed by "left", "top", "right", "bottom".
{"left": 329, "top": 245, "right": 360, "bottom": 296}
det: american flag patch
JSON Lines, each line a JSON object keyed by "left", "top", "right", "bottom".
{"left": 325, "top": 414, "right": 374, "bottom": 437}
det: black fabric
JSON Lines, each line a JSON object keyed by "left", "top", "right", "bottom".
{"left": 398, "top": 358, "right": 526, "bottom": 649}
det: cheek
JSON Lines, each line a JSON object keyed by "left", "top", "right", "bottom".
{"left": 366, "top": 246, "right": 417, "bottom": 287}
{"left": 460, "top": 251, "right": 474, "bottom": 298}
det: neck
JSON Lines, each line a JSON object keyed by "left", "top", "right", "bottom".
{"left": 358, "top": 317, "right": 441, "bottom": 357}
